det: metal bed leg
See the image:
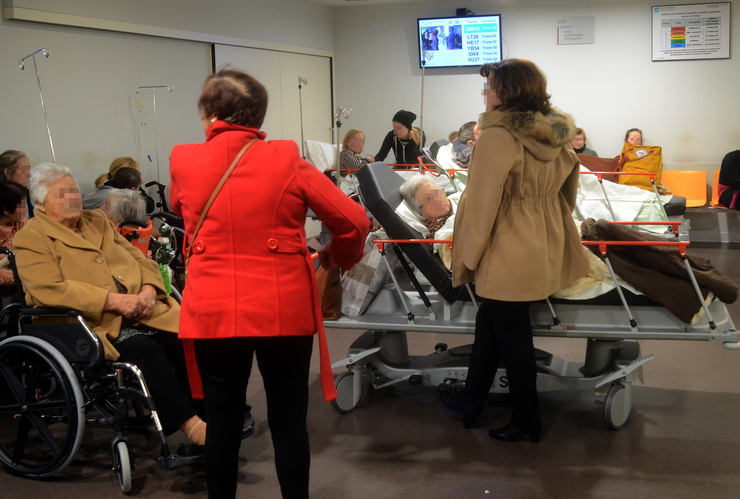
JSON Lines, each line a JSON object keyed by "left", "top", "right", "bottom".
{"left": 651, "top": 181, "right": 670, "bottom": 222}
{"left": 381, "top": 251, "right": 414, "bottom": 323}
{"left": 465, "top": 283, "right": 479, "bottom": 311}
{"left": 603, "top": 256, "right": 638, "bottom": 330}
{"left": 682, "top": 257, "right": 716, "bottom": 329}
{"left": 598, "top": 179, "right": 618, "bottom": 221}
{"left": 545, "top": 297, "right": 560, "bottom": 326}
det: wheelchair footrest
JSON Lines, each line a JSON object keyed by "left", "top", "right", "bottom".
{"left": 159, "top": 450, "right": 204, "bottom": 469}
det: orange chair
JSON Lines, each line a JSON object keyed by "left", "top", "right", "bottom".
{"left": 710, "top": 170, "right": 727, "bottom": 208}
{"left": 660, "top": 170, "right": 707, "bottom": 208}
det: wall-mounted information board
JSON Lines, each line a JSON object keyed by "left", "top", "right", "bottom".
{"left": 652, "top": 3, "right": 731, "bottom": 61}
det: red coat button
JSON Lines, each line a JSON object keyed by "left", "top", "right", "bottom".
{"left": 193, "top": 240, "right": 205, "bottom": 254}
{"left": 267, "top": 238, "right": 279, "bottom": 251}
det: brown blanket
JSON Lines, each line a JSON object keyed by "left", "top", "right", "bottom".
{"left": 580, "top": 219, "right": 738, "bottom": 323}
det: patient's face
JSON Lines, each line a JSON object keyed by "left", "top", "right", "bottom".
{"left": 416, "top": 182, "right": 450, "bottom": 220}
{"left": 571, "top": 134, "right": 585, "bottom": 149}
{"left": 347, "top": 133, "right": 364, "bottom": 154}
{"left": 42, "top": 175, "right": 82, "bottom": 227}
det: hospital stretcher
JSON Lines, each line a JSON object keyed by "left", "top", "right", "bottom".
{"left": 324, "top": 162, "right": 739, "bottom": 430}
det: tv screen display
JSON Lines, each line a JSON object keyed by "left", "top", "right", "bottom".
{"left": 417, "top": 14, "right": 502, "bottom": 69}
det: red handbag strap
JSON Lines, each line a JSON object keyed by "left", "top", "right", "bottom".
{"left": 185, "top": 138, "right": 258, "bottom": 267}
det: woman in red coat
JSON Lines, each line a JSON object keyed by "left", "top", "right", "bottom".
{"left": 170, "top": 69, "right": 368, "bottom": 499}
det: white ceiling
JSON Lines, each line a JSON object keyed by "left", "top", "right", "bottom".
{"left": 309, "top": 0, "right": 432, "bottom": 7}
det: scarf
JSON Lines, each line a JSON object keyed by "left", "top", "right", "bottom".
{"left": 423, "top": 202, "right": 454, "bottom": 249}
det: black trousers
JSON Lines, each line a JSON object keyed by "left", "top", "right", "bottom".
{"left": 194, "top": 336, "right": 313, "bottom": 499}
{"left": 114, "top": 332, "right": 196, "bottom": 435}
{"left": 466, "top": 299, "right": 540, "bottom": 430}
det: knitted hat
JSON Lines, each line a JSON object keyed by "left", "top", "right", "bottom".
{"left": 392, "top": 110, "right": 416, "bottom": 130}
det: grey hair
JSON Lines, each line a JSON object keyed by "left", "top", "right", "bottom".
{"left": 29, "top": 163, "right": 79, "bottom": 208}
{"left": 106, "top": 188, "right": 147, "bottom": 225}
{"left": 399, "top": 174, "right": 437, "bottom": 215}
{"left": 0, "top": 150, "right": 27, "bottom": 180}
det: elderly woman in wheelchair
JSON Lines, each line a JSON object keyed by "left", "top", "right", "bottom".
{"left": 11, "top": 163, "right": 207, "bottom": 447}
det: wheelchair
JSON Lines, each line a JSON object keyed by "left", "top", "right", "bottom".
{"left": 0, "top": 247, "right": 202, "bottom": 493}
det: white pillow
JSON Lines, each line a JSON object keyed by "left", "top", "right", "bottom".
{"left": 305, "top": 140, "right": 339, "bottom": 172}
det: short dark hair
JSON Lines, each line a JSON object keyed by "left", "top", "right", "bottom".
{"left": 0, "top": 181, "right": 27, "bottom": 215}
{"left": 479, "top": 59, "right": 552, "bottom": 114}
{"left": 458, "top": 121, "right": 477, "bottom": 145}
{"left": 0, "top": 150, "right": 27, "bottom": 181}
{"left": 625, "top": 128, "right": 642, "bottom": 142}
{"left": 198, "top": 68, "right": 268, "bottom": 129}
{"left": 574, "top": 127, "right": 587, "bottom": 143}
{"left": 110, "top": 167, "right": 142, "bottom": 190}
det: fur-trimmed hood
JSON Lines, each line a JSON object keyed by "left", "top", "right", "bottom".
{"left": 478, "top": 108, "right": 577, "bottom": 161}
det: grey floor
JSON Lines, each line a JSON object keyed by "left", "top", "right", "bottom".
{"left": 1, "top": 246, "right": 739, "bottom": 499}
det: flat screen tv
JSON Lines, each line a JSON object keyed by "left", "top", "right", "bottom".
{"left": 417, "top": 14, "right": 502, "bottom": 69}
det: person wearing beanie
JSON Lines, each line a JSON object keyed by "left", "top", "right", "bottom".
{"left": 373, "top": 110, "right": 427, "bottom": 168}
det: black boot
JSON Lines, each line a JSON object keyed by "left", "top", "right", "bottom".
{"left": 488, "top": 422, "right": 541, "bottom": 444}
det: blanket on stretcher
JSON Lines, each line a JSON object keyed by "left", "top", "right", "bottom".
{"left": 580, "top": 219, "right": 738, "bottom": 323}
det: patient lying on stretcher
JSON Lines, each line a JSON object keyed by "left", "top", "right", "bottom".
{"left": 392, "top": 175, "right": 737, "bottom": 324}
{"left": 396, "top": 175, "right": 460, "bottom": 269}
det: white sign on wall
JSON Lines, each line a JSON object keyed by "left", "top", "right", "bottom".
{"left": 556, "top": 16, "right": 595, "bottom": 45}
{"left": 652, "top": 3, "right": 731, "bottom": 61}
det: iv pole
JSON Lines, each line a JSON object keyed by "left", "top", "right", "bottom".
{"left": 133, "top": 85, "right": 174, "bottom": 184}
{"left": 19, "top": 47, "right": 56, "bottom": 163}
{"left": 419, "top": 50, "right": 433, "bottom": 173}
{"left": 298, "top": 77, "right": 308, "bottom": 158}
{"left": 333, "top": 106, "right": 352, "bottom": 187}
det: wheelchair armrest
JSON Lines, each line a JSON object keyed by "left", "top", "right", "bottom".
{"left": 20, "top": 307, "right": 83, "bottom": 318}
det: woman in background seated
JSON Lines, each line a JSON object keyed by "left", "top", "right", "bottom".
{"left": 100, "top": 188, "right": 148, "bottom": 227}
{"left": 571, "top": 127, "right": 598, "bottom": 157}
{"left": 13, "top": 163, "right": 208, "bottom": 445}
{"left": 373, "top": 110, "right": 425, "bottom": 167}
{"left": 84, "top": 167, "right": 143, "bottom": 210}
{"left": 718, "top": 148, "right": 740, "bottom": 210}
{"left": 1, "top": 150, "right": 33, "bottom": 217}
{"left": 94, "top": 156, "right": 140, "bottom": 189}
{"left": 625, "top": 128, "right": 643, "bottom": 146}
{"left": 339, "top": 129, "right": 373, "bottom": 171}
{"left": 450, "top": 59, "right": 589, "bottom": 443}
{"left": 0, "top": 181, "right": 28, "bottom": 289}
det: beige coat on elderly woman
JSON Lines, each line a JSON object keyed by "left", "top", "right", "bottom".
{"left": 13, "top": 209, "right": 179, "bottom": 361}
{"left": 452, "top": 108, "right": 590, "bottom": 301}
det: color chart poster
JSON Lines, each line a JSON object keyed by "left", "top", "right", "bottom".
{"left": 652, "top": 3, "right": 731, "bottom": 61}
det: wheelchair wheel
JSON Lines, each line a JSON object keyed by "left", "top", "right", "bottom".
{"left": 113, "top": 440, "right": 132, "bottom": 493}
{"left": 0, "top": 336, "right": 85, "bottom": 478}
{"left": 330, "top": 371, "right": 362, "bottom": 414}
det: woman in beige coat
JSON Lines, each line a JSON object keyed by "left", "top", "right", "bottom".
{"left": 450, "top": 59, "right": 590, "bottom": 443}
{"left": 13, "top": 163, "right": 207, "bottom": 444}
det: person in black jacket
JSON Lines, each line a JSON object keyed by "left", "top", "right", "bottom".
{"left": 718, "top": 149, "right": 740, "bottom": 210}
{"left": 373, "top": 110, "right": 426, "bottom": 168}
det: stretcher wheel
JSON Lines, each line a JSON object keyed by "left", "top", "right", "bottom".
{"left": 113, "top": 440, "right": 132, "bottom": 493}
{"left": 603, "top": 384, "right": 630, "bottom": 430}
{"left": 0, "top": 336, "right": 85, "bottom": 478}
{"left": 330, "top": 371, "right": 362, "bottom": 414}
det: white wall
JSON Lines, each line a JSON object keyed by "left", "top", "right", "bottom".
{"left": 0, "top": 20, "right": 210, "bottom": 194}
{"left": 6, "top": 0, "right": 335, "bottom": 52}
{"left": 1, "top": 0, "right": 335, "bottom": 194}
{"left": 334, "top": 0, "right": 740, "bottom": 174}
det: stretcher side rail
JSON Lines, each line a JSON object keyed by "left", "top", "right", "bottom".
{"left": 580, "top": 171, "right": 669, "bottom": 222}
{"left": 352, "top": 236, "right": 730, "bottom": 339}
